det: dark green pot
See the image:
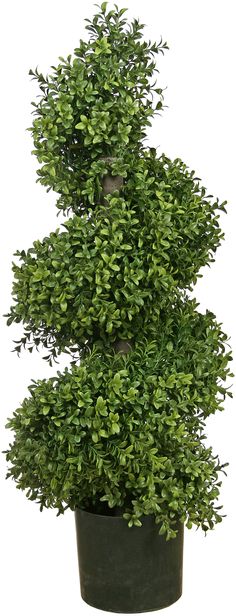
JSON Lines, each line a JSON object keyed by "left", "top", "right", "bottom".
{"left": 75, "top": 508, "right": 184, "bottom": 613}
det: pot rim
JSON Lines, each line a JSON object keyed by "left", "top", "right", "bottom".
{"left": 75, "top": 507, "right": 126, "bottom": 519}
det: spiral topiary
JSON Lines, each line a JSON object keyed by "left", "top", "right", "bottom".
{"left": 4, "top": 3, "right": 233, "bottom": 540}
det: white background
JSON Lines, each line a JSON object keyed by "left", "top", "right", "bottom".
{"left": 1, "top": 1, "right": 235, "bottom": 614}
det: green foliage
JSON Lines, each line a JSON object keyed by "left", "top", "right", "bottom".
{"left": 5, "top": 301, "right": 232, "bottom": 537}
{"left": 6, "top": 152, "right": 225, "bottom": 361}
{"left": 4, "top": 3, "right": 232, "bottom": 539}
{"left": 27, "top": 6, "right": 168, "bottom": 214}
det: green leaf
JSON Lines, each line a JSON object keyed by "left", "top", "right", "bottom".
{"left": 111, "top": 422, "right": 120, "bottom": 434}
{"left": 60, "top": 300, "right": 67, "bottom": 312}
{"left": 42, "top": 406, "right": 50, "bottom": 416}
{"left": 99, "top": 429, "right": 108, "bottom": 437}
{"left": 75, "top": 122, "right": 85, "bottom": 130}
{"left": 159, "top": 523, "right": 166, "bottom": 535}
{"left": 101, "top": 2, "right": 108, "bottom": 12}
{"left": 101, "top": 253, "right": 110, "bottom": 264}
{"left": 119, "top": 8, "right": 128, "bottom": 16}
{"left": 93, "top": 134, "right": 102, "bottom": 144}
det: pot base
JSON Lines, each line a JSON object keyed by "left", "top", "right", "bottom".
{"left": 81, "top": 593, "right": 182, "bottom": 613}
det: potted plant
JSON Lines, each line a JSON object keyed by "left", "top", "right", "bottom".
{"left": 4, "top": 3, "right": 233, "bottom": 613}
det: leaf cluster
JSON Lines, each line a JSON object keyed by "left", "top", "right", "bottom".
{"left": 6, "top": 152, "right": 225, "bottom": 361}
{"left": 5, "top": 300, "right": 233, "bottom": 537}
{"left": 28, "top": 5, "right": 167, "bottom": 214}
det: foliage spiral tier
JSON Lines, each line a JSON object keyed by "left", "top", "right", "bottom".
{"left": 5, "top": 4, "right": 233, "bottom": 540}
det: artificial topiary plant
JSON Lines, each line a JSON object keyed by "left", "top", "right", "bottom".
{"left": 4, "top": 3, "right": 233, "bottom": 540}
